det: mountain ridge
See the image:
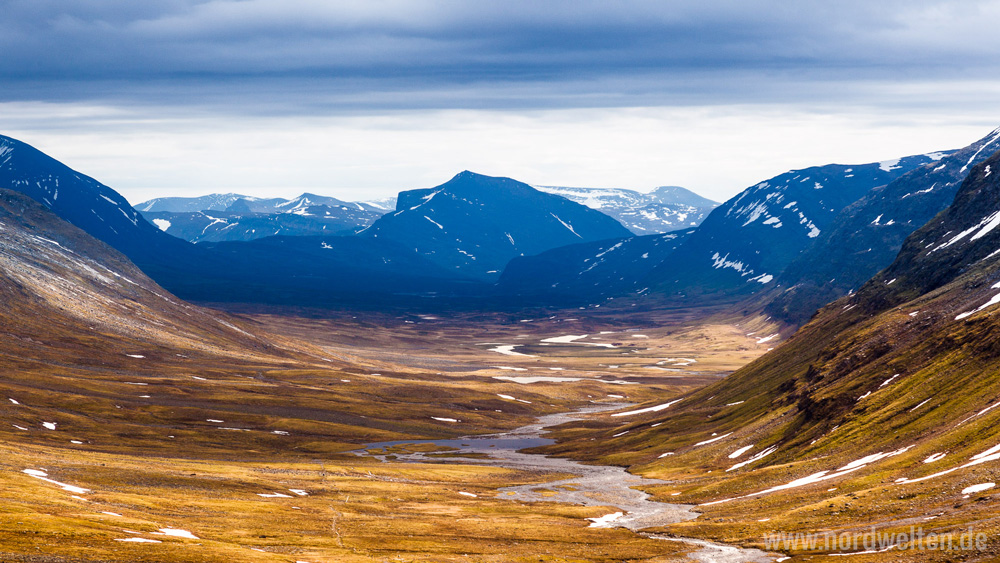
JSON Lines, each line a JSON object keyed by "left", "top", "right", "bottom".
{"left": 764, "top": 127, "right": 1000, "bottom": 324}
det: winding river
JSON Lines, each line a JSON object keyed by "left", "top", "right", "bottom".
{"left": 360, "top": 404, "right": 775, "bottom": 563}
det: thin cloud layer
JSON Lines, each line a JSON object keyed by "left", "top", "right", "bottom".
{"left": 3, "top": 0, "right": 999, "bottom": 112}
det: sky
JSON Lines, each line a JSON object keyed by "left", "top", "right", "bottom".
{"left": 2, "top": 0, "right": 999, "bottom": 204}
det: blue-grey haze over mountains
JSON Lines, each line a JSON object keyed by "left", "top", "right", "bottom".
{"left": 1, "top": 1, "right": 998, "bottom": 202}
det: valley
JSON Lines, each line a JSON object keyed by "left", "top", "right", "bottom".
{"left": 6, "top": 4, "right": 1000, "bottom": 562}
{"left": 0, "top": 300, "right": 778, "bottom": 562}
{"left": 5, "top": 130, "right": 1000, "bottom": 562}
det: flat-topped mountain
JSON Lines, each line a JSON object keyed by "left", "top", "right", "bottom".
{"left": 361, "top": 171, "right": 633, "bottom": 279}
{"left": 138, "top": 192, "right": 392, "bottom": 243}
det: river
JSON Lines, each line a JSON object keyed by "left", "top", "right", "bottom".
{"left": 359, "top": 404, "right": 776, "bottom": 563}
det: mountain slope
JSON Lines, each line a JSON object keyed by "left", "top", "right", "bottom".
{"left": 0, "top": 189, "right": 266, "bottom": 354}
{"left": 0, "top": 135, "right": 481, "bottom": 306}
{"left": 497, "top": 228, "right": 695, "bottom": 300}
{"left": 642, "top": 152, "right": 952, "bottom": 297}
{"left": 538, "top": 152, "right": 1000, "bottom": 553}
{"left": 766, "top": 127, "right": 1000, "bottom": 324}
{"left": 362, "top": 171, "right": 633, "bottom": 279}
{"left": 535, "top": 185, "right": 718, "bottom": 234}
{"left": 0, "top": 135, "right": 198, "bottom": 271}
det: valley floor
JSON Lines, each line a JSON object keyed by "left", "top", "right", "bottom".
{"left": 0, "top": 303, "right": 794, "bottom": 562}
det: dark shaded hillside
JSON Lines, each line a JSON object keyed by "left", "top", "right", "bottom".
{"left": 142, "top": 206, "right": 375, "bottom": 242}
{"left": 188, "top": 235, "right": 484, "bottom": 306}
{"left": 498, "top": 228, "right": 695, "bottom": 300}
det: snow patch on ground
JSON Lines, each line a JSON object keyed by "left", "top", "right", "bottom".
{"left": 23, "top": 469, "right": 90, "bottom": 494}
{"left": 885, "top": 443, "right": 1000, "bottom": 486}
{"left": 588, "top": 512, "right": 624, "bottom": 528}
{"left": 541, "top": 334, "right": 588, "bottom": 343}
{"left": 708, "top": 446, "right": 913, "bottom": 503}
{"left": 728, "top": 445, "right": 754, "bottom": 459}
{"left": 497, "top": 394, "right": 532, "bottom": 403}
{"left": 695, "top": 433, "right": 732, "bottom": 447}
{"left": 962, "top": 483, "right": 995, "bottom": 495}
{"left": 727, "top": 445, "right": 779, "bottom": 472}
{"left": 956, "top": 283, "right": 1000, "bottom": 320}
{"left": 611, "top": 398, "right": 683, "bottom": 417}
{"left": 155, "top": 528, "right": 198, "bottom": 539}
{"left": 488, "top": 345, "right": 536, "bottom": 357}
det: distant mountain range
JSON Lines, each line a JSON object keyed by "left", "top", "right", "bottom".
{"left": 136, "top": 192, "right": 397, "bottom": 213}
{"left": 0, "top": 135, "right": 479, "bottom": 305}
{"left": 361, "top": 171, "right": 634, "bottom": 279}
{"left": 136, "top": 193, "right": 395, "bottom": 243}
{"left": 7, "top": 127, "right": 1000, "bottom": 323}
{"left": 534, "top": 185, "right": 717, "bottom": 234}
{"left": 498, "top": 149, "right": 956, "bottom": 306}
{"left": 0, "top": 136, "right": 633, "bottom": 304}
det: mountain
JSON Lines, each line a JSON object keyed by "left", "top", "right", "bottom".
{"left": 361, "top": 171, "right": 634, "bottom": 279}
{"left": 137, "top": 192, "right": 394, "bottom": 215}
{"left": 0, "top": 188, "right": 263, "bottom": 352}
{"left": 642, "top": 151, "right": 954, "bottom": 298}
{"left": 137, "top": 193, "right": 390, "bottom": 243}
{"left": 0, "top": 135, "right": 477, "bottom": 306}
{"left": 540, "top": 152, "right": 1000, "bottom": 538}
{"left": 497, "top": 228, "right": 695, "bottom": 300}
{"left": 358, "top": 196, "right": 398, "bottom": 211}
{"left": 135, "top": 193, "right": 280, "bottom": 213}
{"left": 535, "top": 185, "right": 718, "bottom": 235}
{"left": 142, "top": 204, "right": 380, "bottom": 243}
{"left": 0, "top": 135, "right": 206, "bottom": 276}
{"left": 765, "top": 127, "right": 1000, "bottom": 324}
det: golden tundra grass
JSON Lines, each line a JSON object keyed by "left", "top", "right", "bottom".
{"left": 1, "top": 306, "right": 773, "bottom": 562}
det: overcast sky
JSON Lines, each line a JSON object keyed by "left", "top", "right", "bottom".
{"left": 3, "top": 0, "right": 999, "bottom": 204}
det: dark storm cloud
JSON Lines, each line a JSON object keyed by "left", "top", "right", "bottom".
{"left": 2, "top": 0, "right": 998, "bottom": 112}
